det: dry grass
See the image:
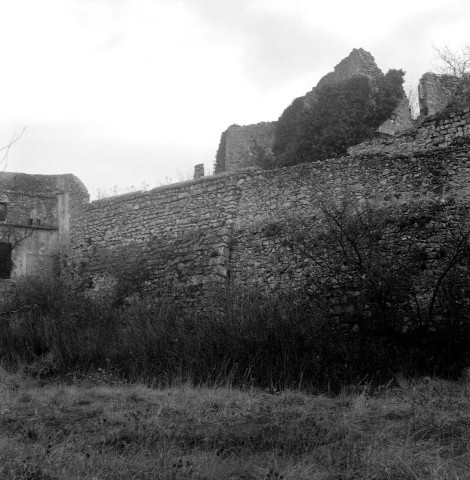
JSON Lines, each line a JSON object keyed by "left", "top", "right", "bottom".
{"left": 1, "top": 368, "right": 470, "bottom": 479}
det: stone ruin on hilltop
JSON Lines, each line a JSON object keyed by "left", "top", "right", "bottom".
{"left": 215, "top": 48, "right": 470, "bottom": 174}
{"left": 0, "top": 48, "right": 470, "bottom": 323}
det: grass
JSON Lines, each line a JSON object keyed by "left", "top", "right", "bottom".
{"left": 3, "top": 278, "right": 469, "bottom": 393}
{"left": 1, "top": 367, "right": 470, "bottom": 479}
{"left": 3, "top": 279, "right": 470, "bottom": 478}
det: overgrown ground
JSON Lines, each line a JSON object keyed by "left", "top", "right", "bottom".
{"left": 1, "top": 367, "right": 470, "bottom": 479}
{"left": 3, "top": 270, "right": 470, "bottom": 479}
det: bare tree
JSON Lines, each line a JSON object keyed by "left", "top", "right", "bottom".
{"left": 282, "top": 192, "right": 470, "bottom": 334}
{"left": 0, "top": 128, "right": 26, "bottom": 174}
{"left": 406, "top": 83, "right": 420, "bottom": 119}
{"left": 0, "top": 128, "right": 30, "bottom": 268}
{"left": 433, "top": 44, "right": 470, "bottom": 77}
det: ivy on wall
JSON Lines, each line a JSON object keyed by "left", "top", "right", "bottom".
{"left": 273, "top": 69, "right": 406, "bottom": 167}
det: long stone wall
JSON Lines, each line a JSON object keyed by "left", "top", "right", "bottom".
{"left": 65, "top": 108, "right": 470, "bottom": 309}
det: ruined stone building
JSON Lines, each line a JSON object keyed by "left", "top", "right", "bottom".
{"left": 0, "top": 49, "right": 469, "bottom": 314}
{"left": 215, "top": 48, "right": 414, "bottom": 174}
{"left": 0, "top": 173, "right": 87, "bottom": 283}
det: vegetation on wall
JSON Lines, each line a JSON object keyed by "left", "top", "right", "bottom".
{"left": 273, "top": 69, "right": 406, "bottom": 167}
{"left": 285, "top": 195, "right": 470, "bottom": 337}
{"left": 443, "top": 75, "right": 470, "bottom": 114}
{"left": 3, "top": 194, "right": 470, "bottom": 390}
{"left": 214, "top": 129, "right": 228, "bottom": 174}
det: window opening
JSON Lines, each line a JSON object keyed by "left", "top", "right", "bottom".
{"left": 0, "top": 203, "right": 6, "bottom": 221}
{"left": 0, "top": 242, "right": 12, "bottom": 279}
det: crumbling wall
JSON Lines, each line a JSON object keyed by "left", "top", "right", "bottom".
{"left": 223, "top": 122, "right": 276, "bottom": 171}
{"left": 378, "top": 97, "right": 414, "bottom": 135}
{"left": 66, "top": 108, "right": 470, "bottom": 310}
{"left": 316, "top": 48, "right": 383, "bottom": 89}
{"left": 418, "top": 72, "right": 461, "bottom": 117}
{"left": 348, "top": 107, "right": 470, "bottom": 157}
{"left": 219, "top": 48, "right": 412, "bottom": 172}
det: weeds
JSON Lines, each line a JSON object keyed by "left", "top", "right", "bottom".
{"left": 2, "top": 277, "right": 470, "bottom": 391}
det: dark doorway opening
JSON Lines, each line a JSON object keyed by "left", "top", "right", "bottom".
{"left": 0, "top": 242, "right": 12, "bottom": 279}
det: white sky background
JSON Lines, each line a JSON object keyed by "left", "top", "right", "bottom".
{"left": 0, "top": 0, "right": 469, "bottom": 199}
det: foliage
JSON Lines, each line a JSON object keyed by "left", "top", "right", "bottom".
{"left": 3, "top": 194, "right": 470, "bottom": 390}
{"left": 283, "top": 195, "right": 470, "bottom": 375}
{"left": 249, "top": 137, "right": 275, "bottom": 169}
{"left": 273, "top": 70, "right": 406, "bottom": 167}
{"left": 270, "top": 97, "right": 304, "bottom": 161}
{"left": 443, "top": 74, "right": 470, "bottom": 113}
{"left": 3, "top": 241, "right": 470, "bottom": 391}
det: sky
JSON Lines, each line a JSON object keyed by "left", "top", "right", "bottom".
{"left": 0, "top": 0, "right": 469, "bottom": 199}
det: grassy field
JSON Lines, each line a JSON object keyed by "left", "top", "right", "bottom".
{"left": 1, "top": 367, "right": 470, "bottom": 479}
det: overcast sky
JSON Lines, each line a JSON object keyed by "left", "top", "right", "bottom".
{"left": 1, "top": 0, "right": 469, "bottom": 198}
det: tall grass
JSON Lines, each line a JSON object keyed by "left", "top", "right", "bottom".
{"left": 1, "top": 279, "right": 470, "bottom": 391}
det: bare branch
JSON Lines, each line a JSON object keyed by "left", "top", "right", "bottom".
{"left": 433, "top": 44, "right": 470, "bottom": 77}
{"left": 0, "top": 127, "right": 26, "bottom": 172}
{"left": 0, "top": 303, "right": 38, "bottom": 316}
{"left": 0, "top": 225, "right": 35, "bottom": 249}
{"left": 406, "top": 83, "right": 420, "bottom": 119}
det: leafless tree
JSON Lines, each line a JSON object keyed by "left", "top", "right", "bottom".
{"left": 406, "top": 83, "right": 420, "bottom": 119}
{"left": 282, "top": 192, "right": 470, "bottom": 333}
{"left": 0, "top": 128, "right": 26, "bottom": 172}
{"left": 433, "top": 44, "right": 470, "bottom": 77}
{"left": 0, "top": 128, "right": 31, "bottom": 250}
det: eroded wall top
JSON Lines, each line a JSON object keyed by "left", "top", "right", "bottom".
{"left": 418, "top": 72, "right": 462, "bottom": 117}
{"left": 223, "top": 122, "right": 276, "bottom": 172}
{"left": 218, "top": 48, "right": 411, "bottom": 172}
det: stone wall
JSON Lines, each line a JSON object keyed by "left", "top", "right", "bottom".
{"left": 316, "top": 48, "right": 383, "bottom": 89}
{"left": 67, "top": 173, "right": 251, "bottom": 305}
{"left": 229, "top": 142, "right": 470, "bottom": 293}
{"left": 65, "top": 107, "right": 470, "bottom": 310}
{"left": 418, "top": 73, "right": 461, "bottom": 117}
{"left": 348, "top": 107, "right": 470, "bottom": 157}
{"left": 377, "top": 97, "right": 414, "bottom": 135}
{"left": 223, "top": 122, "right": 276, "bottom": 171}
{"left": 0, "top": 172, "right": 88, "bottom": 282}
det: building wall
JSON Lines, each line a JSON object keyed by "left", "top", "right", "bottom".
{"left": 0, "top": 173, "right": 88, "bottom": 283}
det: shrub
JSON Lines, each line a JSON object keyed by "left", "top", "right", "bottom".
{"left": 3, "top": 193, "right": 470, "bottom": 395}
{"left": 274, "top": 70, "right": 406, "bottom": 167}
